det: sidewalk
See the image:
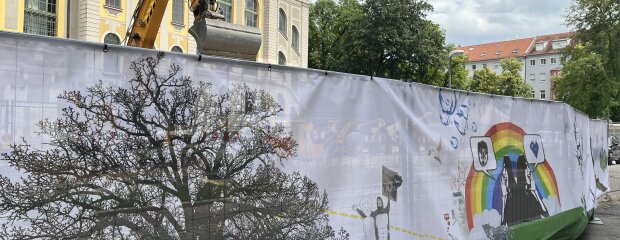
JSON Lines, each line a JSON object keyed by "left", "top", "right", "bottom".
{"left": 577, "top": 192, "right": 620, "bottom": 239}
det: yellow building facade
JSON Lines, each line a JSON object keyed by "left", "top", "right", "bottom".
{"left": 0, "top": 0, "right": 309, "bottom": 67}
{"left": 0, "top": 0, "right": 67, "bottom": 37}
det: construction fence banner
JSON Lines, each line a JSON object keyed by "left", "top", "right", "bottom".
{"left": 0, "top": 32, "right": 610, "bottom": 239}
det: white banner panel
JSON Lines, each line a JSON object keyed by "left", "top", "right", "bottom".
{"left": 0, "top": 32, "right": 610, "bottom": 239}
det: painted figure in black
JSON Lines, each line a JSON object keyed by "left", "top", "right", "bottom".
{"left": 501, "top": 155, "right": 548, "bottom": 226}
{"left": 478, "top": 141, "right": 489, "bottom": 167}
{"left": 386, "top": 174, "right": 403, "bottom": 201}
{"left": 356, "top": 197, "right": 391, "bottom": 240}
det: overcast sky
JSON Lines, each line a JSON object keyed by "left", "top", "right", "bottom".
{"left": 426, "top": 0, "right": 574, "bottom": 46}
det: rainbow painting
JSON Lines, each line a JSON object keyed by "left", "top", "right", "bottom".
{"left": 464, "top": 122, "right": 561, "bottom": 230}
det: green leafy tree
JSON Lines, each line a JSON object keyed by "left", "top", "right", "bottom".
{"left": 469, "top": 67, "right": 500, "bottom": 94}
{"left": 468, "top": 58, "right": 532, "bottom": 97}
{"left": 555, "top": 45, "right": 615, "bottom": 117}
{"left": 567, "top": 0, "right": 620, "bottom": 77}
{"left": 497, "top": 58, "right": 533, "bottom": 97}
{"left": 0, "top": 56, "right": 347, "bottom": 239}
{"left": 308, "top": 0, "right": 363, "bottom": 71}
{"left": 558, "top": 0, "right": 620, "bottom": 119}
{"left": 309, "top": 0, "right": 446, "bottom": 84}
{"left": 433, "top": 54, "right": 470, "bottom": 90}
{"left": 309, "top": 0, "right": 341, "bottom": 71}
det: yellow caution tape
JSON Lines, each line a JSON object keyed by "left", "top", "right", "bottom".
{"left": 327, "top": 209, "right": 445, "bottom": 240}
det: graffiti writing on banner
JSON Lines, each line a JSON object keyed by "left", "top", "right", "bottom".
{"left": 438, "top": 89, "right": 477, "bottom": 149}
{"left": 573, "top": 116, "right": 585, "bottom": 179}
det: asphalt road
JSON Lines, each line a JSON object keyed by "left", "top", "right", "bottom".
{"left": 577, "top": 164, "right": 620, "bottom": 239}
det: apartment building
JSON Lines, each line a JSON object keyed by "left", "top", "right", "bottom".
{"left": 459, "top": 32, "right": 573, "bottom": 100}
{"left": 0, "top": 0, "right": 309, "bottom": 67}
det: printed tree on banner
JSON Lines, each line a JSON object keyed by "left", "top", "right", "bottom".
{"left": 0, "top": 55, "right": 348, "bottom": 239}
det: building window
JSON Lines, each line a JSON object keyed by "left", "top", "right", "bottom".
{"left": 551, "top": 58, "right": 557, "bottom": 64}
{"left": 171, "top": 46, "right": 183, "bottom": 53}
{"left": 541, "top": 59, "right": 546, "bottom": 65}
{"left": 552, "top": 40, "right": 569, "bottom": 49}
{"left": 532, "top": 91, "right": 535, "bottom": 98}
{"left": 482, "top": 63, "right": 487, "bottom": 68}
{"left": 105, "top": 0, "right": 121, "bottom": 9}
{"left": 540, "top": 73, "right": 547, "bottom": 82}
{"left": 24, "top": 0, "right": 57, "bottom": 37}
{"left": 530, "top": 60, "right": 536, "bottom": 66}
{"left": 292, "top": 25, "right": 299, "bottom": 52}
{"left": 493, "top": 64, "right": 498, "bottom": 69}
{"left": 172, "top": 0, "right": 184, "bottom": 25}
{"left": 220, "top": 0, "right": 232, "bottom": 22}
{"left": 104, "top": 33, "right": 121, "bottom": 45}
{"left": 529, "top": 74, "right": 536, "bottom": 82}
{"left": 278, "top": 51, "right": 286, "bottom": 65}
{"left": 279, "top": 8, "right": 287, "bottom": 37}
{"left": 540, "top": 90, "right": 546, "bottom": 99}
{"left": 245, "top": 0, "right": 257, "bottom": 27}
{"left": 536, "top": 42, "right": 546, "bottom": 51}
{"left": 472, "top": 65, "right": 477, "bottom": 70}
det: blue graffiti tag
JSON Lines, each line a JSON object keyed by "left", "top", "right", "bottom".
{"left": 450, "top": 137, "right": 459, "bottom": 149}
{"left": 439, "top": 89, "right": 457, "bottom": 126}
{"left": 454, "top": 104, "right": 469, "bottom": 136}
{"left": 438, "top": 89, "right": 477, "bottom": 149}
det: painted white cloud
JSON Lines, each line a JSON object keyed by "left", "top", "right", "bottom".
{"left": 426, "top": 0, "right": 573, "bottom": 46}
{"left": 542, "top": 195, "right": 561, "bottom": 216}
{"left": 469, "top": 209, "right": 504, "bottom": 240}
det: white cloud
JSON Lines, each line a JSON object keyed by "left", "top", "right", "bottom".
{"left": 309, "top": 0, "right": 571, "bottom": 46}
{"left": 426, "top": 0, "right": 573, "bottom": 46}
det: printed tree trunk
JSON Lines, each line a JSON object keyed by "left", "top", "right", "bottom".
{"left": 0, "top": 55, "right": 347, "bottom": 240}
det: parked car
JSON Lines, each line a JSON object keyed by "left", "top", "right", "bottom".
{"left": 609, "top": 136, "right": 620, "bottom": 165}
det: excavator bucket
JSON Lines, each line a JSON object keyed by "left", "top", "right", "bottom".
{"left": 189, "top": 18, "right": 262, "bottom": 61}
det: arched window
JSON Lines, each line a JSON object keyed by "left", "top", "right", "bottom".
{"left": 291, "top": 25, "right": 299, "bottom": 52}
{"left": 245, "top": 0, "right": 257, "bottom": 27}
{"left": 220, "top": 0, "right": 232, "bottom": 22}
{"left": 278, "top": 8, "right": 286, "bottom": 37}
{"left": 171, "top": 46, "right": 183, "bottom": 53}
{"left": 104, "top": 33, "right": 121, "bottom": 45}
{"left": 278, "top": 51, "right": 286, "bottom": 65}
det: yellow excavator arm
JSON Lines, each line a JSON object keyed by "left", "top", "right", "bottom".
{"left": 126, "top": 0, "right": 262, "bottom": 61}
{"left": 127, "top": 0, "right": 216, "bottom": 48}
{"left": 126, "top": 0, "right": 170, "bottom": 48}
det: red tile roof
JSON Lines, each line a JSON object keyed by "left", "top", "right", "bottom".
{"left": 459, "top": 32, "right": 574, "bottom": 62}
{"left": 459, "top": 37, "right": 534, "bottom": 62}
{"left": 527, "top": 32, "right": 573, "bottom": 56}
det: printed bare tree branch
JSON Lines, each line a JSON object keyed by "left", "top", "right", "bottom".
{"left": 0, "top": 55, "right": 346, "bottom": 239}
